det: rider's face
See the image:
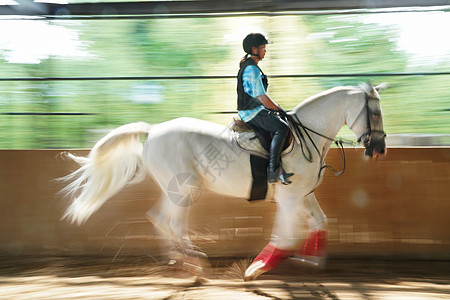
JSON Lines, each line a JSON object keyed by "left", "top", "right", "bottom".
{"left": 252, "top": 45, "right": 267, "bottom": 60}
{"left": 258, "top": 45, "right": 267, "bottom": 59}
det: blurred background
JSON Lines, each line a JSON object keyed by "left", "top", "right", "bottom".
{"left": 0, "top": 1, "right": 450, "bottom": 149}
{"left": 0, "top": 6, "right": 449, "bottom": 299}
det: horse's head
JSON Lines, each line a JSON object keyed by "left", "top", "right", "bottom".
{"left": 347, "top": 83, "right": 388, "bottom": 159}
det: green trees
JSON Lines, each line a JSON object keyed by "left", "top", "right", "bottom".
{"left": 0, "top": 13, "right": 448, "bottom": 149}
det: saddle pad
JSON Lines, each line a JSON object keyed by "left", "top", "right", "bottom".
{"left": 234, "top": 131, "right": 268, "bottom": 157}
{"left": 233, "top": 131, "right": 294, "bottom": 158}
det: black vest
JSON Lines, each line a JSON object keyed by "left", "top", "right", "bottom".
{"left": 237, "top": 58, "right": 269, "bottom": 111}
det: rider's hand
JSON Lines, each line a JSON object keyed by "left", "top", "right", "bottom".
{"left": 277, "top": 108, "right": 288, "bottom": 118}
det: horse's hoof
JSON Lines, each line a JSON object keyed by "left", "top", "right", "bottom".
{"left": 183, "top": 248, "right": 208, "bottom": 260}
{"left": 244, "top": 260, "right": 265, "bottom": 281}
{"left": 168, "top": 258, "right": 205, "bottom": 276}
{"left": 288, "top": 255, "right": 326, "bottom": 269}
{"left": 168, "top": 248, "right": 210, "bottom": 277}
{"left": 292, "top": 229, "right": 327, "bottom": 268}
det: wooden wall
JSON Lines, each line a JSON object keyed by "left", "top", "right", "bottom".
{"left": 0, "top": 148, "right": 449, "bottom": 259}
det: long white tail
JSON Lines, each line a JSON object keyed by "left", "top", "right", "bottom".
{"left": 60, "top": 122, "right": 152, "bottom": 225}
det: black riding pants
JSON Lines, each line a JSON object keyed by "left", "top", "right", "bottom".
{"left": 247, "top": 109, "right": 290, "bottom": 169}
{"left": 247, "top": 109, "right": 289, "bottom": 137}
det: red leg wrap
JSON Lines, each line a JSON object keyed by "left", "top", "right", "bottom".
{"left": 298, "top": 229, "right": 327, "bottom": 257}
{"left": 252, "top": 243, "right": 293, "bottom": 272}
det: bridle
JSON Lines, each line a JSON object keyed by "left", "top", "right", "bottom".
{"left": 287, "top": 92, "right": 386, "bottom": 176}
{"left": 350, "top": 93, "right": 387, "bottom": 156}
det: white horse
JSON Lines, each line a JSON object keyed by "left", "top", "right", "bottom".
{"left": 60, "top": 83, "right": 387, "bottom": 281}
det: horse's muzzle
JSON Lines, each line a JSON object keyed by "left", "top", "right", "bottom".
{"left": 364, "top": 137, "right": 387, "bottom": 159}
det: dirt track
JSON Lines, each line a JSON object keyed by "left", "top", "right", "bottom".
{"left": 0, "top": 256, "right": 449, "bottom": 299}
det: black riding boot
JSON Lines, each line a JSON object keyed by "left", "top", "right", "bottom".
{"left": 268, "top": 132, "right": 293, "bottom": 185}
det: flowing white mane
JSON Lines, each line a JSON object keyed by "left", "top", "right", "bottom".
{"left": 293, "top": 86, "right": 363, "bottom": 112}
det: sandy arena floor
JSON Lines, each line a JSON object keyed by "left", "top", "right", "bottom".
{"left": 0, "top": 256, "right": 449, "bottom": 299}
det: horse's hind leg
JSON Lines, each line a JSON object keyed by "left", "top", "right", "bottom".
{"left": 146, "top": 193, "right": 208, "bottom": 275}
{"left": 146, "top": 195, "right": 177, "bottom": 244}
{"left": 146, "top": 193, "right": 192, "bottom": 248}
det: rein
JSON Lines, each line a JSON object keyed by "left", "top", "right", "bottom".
{"left": 286, "top": 92, "right": 380, "bottom": 177}
{"left": 284, "top": 91, "right": 386, "bottom": 177}
{"left": 287, "top": 113, "right": 353, "bottom": 177}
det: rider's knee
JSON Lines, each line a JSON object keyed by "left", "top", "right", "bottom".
{"left": 277, "top": 123, "right": 290, "bottom": 137}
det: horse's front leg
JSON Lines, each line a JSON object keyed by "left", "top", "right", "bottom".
{"left": 245, "top": 191, "right": 305, "bottom": 281}
{"left": 290, "top": 192, "right": 328, "bottom": 267}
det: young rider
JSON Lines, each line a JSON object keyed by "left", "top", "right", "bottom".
{"left": 237, "top": 33, "right": 293, "bottom": 184}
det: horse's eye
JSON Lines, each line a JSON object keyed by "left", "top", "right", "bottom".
{"left": 372, "top": 111, "right": 381, "bottom": 117}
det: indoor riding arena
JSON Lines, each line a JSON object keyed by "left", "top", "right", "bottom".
{"left": 1, "top": 148, "right": 449, "bottom": 299}
{"left": 1, "top": 1, "right": 450, "bottom": 299}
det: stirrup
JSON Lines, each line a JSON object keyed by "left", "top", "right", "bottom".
{"left": 282, "top": 168, "right": 294, "bottom": 181}
{"left": 268, "top": 167, "right": 293, "bottom": 185}
{"left": 280, "top": 168, "right": 293, "bottom": 185}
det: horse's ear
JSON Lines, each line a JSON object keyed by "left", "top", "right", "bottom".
{"left": 375, "top": 82, "right": 389, "bottom": 92}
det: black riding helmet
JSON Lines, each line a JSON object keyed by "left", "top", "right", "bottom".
{"left": 243, "top": 33, "right": 271, "bottom": 55}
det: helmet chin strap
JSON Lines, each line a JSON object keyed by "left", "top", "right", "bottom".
{"left": 251, "top": 49, "right": 262, "bottom": 60}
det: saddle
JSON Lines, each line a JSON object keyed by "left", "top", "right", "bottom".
{"left": 230, "top": 117, "right": 295, "bottom": 201}
{"left": 230, "top": 117, "right": 294, "bottom": 158}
